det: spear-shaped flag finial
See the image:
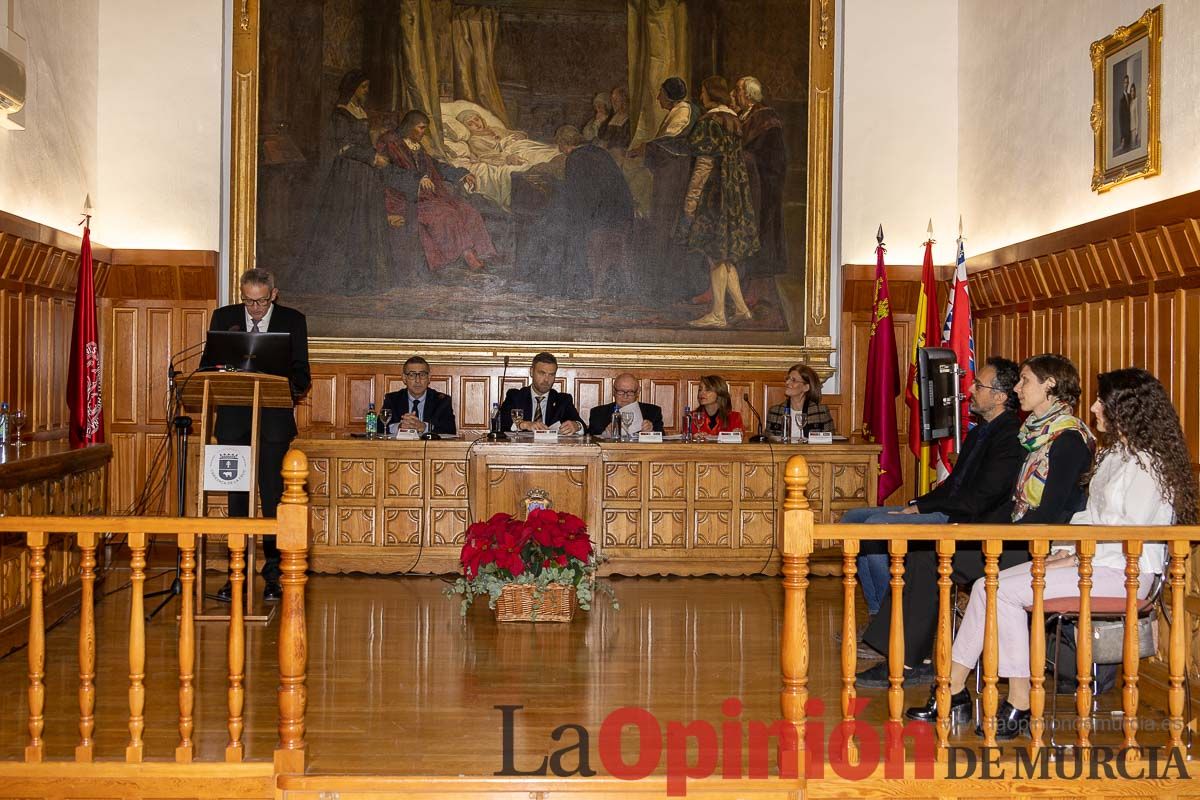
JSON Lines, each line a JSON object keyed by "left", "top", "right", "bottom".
{"left": 958, "top": 214, "right": 964, "bottom": 240}
{"left": 927, "top": 218, "right": 934, "bottom": 237}
{"left": 876, "top": 224, "right": 884, "bottom": 245}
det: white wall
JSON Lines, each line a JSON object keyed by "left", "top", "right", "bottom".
{"left": 839, "top": 0, "right": 959, "bottom": 267}
{"left": 0, "top": 0, "right": 98, "bottom": 235}
{"left": 959, "top": 1, "right": 1200, "bottom": 256}
{"left": 96, "top": 0, "right": 223, "bottom": 250}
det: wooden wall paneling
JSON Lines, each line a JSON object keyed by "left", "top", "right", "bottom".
{"left": 1130, "top": 293, "right": 1152, "bottom": 370}
{"left": 648, "top": 380, "right": 678, "bottom": 430}
{"left": 108, "top": 307, "right": 140, "bottom": 425}
{"left": 458, "top": 376, "right": 491, "bottom": 429}
{"left": 147, "top": 308, "right": 174, "bottom": 427}
{"left": 575, "top": 377, "right": 605, "bottom": 422}
{"left": 1182, "top": 288, "right": 1200, "bottom": 462}
{"left": 344, "top": 374, "right": 377, "bottom": 429}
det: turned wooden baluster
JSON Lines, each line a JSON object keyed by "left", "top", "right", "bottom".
{"left": 1121, "top": 541, "right": 1144, "bottom": 754}
{"left": 886, "top": 538, "right": 908, "bottom": 730}
{"left": 780, "top": 455, "right": 811, "bottom": 782}
{"left": 275, "top": 450, "right": 312, "bottom": 773}
{"left": 1075, "top": 540, "right": 1095, "bottom": 753}
{"left": 176, "top": 533, "right": 197, "bottom": 763}
{"left": 76, "top": 532, "right": 98, "bottom": 762}
{"left": 934, "top": 539, "right": 955, "bottom": 755}
{"left": 1027, "top": 541, "right": 1049, "bottom": 751}
{"left": 840, "top": 539, "right": 860, "bottom": 763}
{"left": 126, "top": 532, "right": 147, "bottom": 763}
{"left": 226, "top": 533, "right": 247, "bottom": 762}
{"left": 980, "top": 539, "right": 1001, "bottom": 748}
{"left": 25, "top": 531, "right": 47, "bottom": 763}
{"left": 1167, "top": 540, "right": 1188, "bottom": 754}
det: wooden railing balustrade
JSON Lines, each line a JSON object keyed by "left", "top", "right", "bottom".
{"left": 781, "top": 453, "right": 1199, "bottom": 770}
{"left": 0, "top": 449, "right": 310, "bottom": 772}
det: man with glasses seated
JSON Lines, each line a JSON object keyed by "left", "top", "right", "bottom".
{"left": 843, "top": 357, "right": 1027, "bottom": 686}
{"left": 201, "top": 268, "right": 310, "bottom": 602}
{"left": 380, "top": 356, "right": 457, "bottom": 436}
{"left": 587, "top": 373, "right": 664, "bottom": 437}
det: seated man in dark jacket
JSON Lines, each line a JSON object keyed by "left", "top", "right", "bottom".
{"left": 848, "top": 357, "right": 1030, "bottom": 687}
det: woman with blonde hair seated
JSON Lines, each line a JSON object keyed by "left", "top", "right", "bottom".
{"left": 766, "top": 363, "right": 833, "bottom": 440}
{"left": 690, "top": 375, "right": 744, "bottom": 438}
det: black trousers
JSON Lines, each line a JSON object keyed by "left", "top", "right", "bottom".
{"left": 221, "top": 437, "right": 290, "bottom": 582}
{"left": 862, "top": 543, "right": 1031, "bottom": 666}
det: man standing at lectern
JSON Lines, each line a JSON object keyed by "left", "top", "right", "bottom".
{"left": 201, "top": 268, "right": 311, "bottom": 601}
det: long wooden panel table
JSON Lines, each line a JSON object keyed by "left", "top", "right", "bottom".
{"left": 293, "top": 435, "right": 879, "bottom": 576}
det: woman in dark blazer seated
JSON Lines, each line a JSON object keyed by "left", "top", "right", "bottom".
{"left": 766, "top": 363, "right": 834, "bottom": 440}
{"left": 690, "top": 375, "right": 743, "bottom": 438}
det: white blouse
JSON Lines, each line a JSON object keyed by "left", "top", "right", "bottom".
{"left": 1061, "top": 449, "right": 1172, "bottom": 575}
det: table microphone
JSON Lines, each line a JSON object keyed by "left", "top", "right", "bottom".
{"left": 487, "top": 355, "right": 510, "bottom": 441}
{"left": 743, "top": 393, "right": 769, "bottom": 443}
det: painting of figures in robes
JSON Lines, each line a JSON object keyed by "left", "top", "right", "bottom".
{"left": 255, "top": 0, "right": 810, "bottom": 344}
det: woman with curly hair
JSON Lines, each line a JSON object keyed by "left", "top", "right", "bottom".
{"left": 912, "top": 367, "right": 1197, "bottom": 739}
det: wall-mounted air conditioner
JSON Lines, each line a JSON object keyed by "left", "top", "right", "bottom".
{"left": 0, "top": 23, "right": 27, "bottom": 129}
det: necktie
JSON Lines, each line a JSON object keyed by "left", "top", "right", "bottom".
{"left": 250, "top": 320, "right": 260, "bottom": 333}
{"left": 412, "top": 398, "right": 421, "bottom": 419}
{"left": 534, "top": 397, "right": 544, "bottom": 424}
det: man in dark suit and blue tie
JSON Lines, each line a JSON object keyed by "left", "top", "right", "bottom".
{"left": 500, "top": 352, "right": 584, "bottom": 435}
{"left": 587, "top": 372, "right": 664, "bottom": 436}
{"left": 380, "top": 356, "right": 457, "bottom": 436}
{"left": 200, "top": 268, "right": 310, "bottom": 601}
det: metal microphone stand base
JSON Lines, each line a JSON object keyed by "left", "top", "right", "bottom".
{"left": 145, "top": 414, "right": 192, "bottom": 622}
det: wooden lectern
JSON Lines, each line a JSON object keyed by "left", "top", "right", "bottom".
{"left": 181, "top": 371, "right": 294, "bottom": 623}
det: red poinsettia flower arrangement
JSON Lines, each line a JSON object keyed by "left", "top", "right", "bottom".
{"left": 449, "top": 509, "right": 606, "bottom": 613}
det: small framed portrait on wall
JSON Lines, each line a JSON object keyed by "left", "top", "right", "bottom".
{"left": 1091, "top": 5, "right": 1162, "bottom": 193}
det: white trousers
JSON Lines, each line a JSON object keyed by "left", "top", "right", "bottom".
{"left": 951, "top": 560, "right": 1154, "bottom": 678}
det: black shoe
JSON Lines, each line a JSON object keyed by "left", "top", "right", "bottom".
{"left": 906, "top": 686, "right": 972, "bottom": 724}
{"left": 975, "top": 700, "right": 1031, "bottom": 740}
{"left": 263, "top": 580, "right": 282, "bottom": 601}
{"left": 214, "top": 582, "right": 232, "bottom": 603}
{"left": 856, "top": 660, "right": 935, "bottom": 689}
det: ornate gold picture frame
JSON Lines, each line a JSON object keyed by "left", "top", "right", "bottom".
{"left": 1091, "top": 5, "right": 1162, "bottom": 194}
{"left": 227, "top": 0, "right": 837, "bottom": 372}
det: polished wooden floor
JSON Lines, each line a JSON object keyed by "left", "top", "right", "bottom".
{"left": 0, "top": 569, "right": 1186, "bottom": 775}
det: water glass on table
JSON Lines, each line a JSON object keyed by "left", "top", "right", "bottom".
{"left": 378, "top": 408, "right": 392, "bottom": 439}
{"left": 619, "top": 411, "right": 635, "bottom": 441}
{"left": 11, "top": 409, "right": 27, "bottom": 447}
{"left": 511, "top": 408, "right": 525, "bottom": 431}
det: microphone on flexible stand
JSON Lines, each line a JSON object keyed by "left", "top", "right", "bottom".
{"left": 743, "top": 393, "right": 769, "bottom": 443}
{"left": 487, "top": 355, "right": 511, "bottom": 441}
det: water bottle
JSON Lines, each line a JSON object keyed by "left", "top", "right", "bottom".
{"left": 782, "top": 408, "right": 791, "bottom": 442}
{"left": 681, "top": 405, "right": 693, "bottom": 442}
{"left": 365, "top": 402, "right": 377, "bottom": 437}
{"left": 490, "top": 402, "right": 502, "bottom": 435}
{"left": 0, "top": 401, "right": 8, "bottom": 445}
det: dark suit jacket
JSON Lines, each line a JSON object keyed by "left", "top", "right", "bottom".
{"left": 380, "top": 387, "right": 456, "bottom": 435}
{"left": 500, "top": 386, "right": 583, "bottom": 431}
{"left": 199, "top": 303, "right": 311, "bottom": 443}
{"left": 914, "top": 409, "right": 1024, "bottom": 524}
{"left": 587, "top": 401, "right": 664, "bottom": 436}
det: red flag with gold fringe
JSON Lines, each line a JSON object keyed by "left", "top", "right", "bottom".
{"left": 67, "top": 218, "right": 104, "bottom": 448}
{"left": 862, "top": 231, "right": 903, "bottom": 502}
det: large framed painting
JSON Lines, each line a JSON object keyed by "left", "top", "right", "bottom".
{"left": 1090, "top": 5, "right": 1162, "bottom": 194}
{"left": 230, "top": 0, "right": 836, "bottom": 369}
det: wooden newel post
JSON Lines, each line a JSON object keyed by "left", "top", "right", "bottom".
{"left": 275, "top": 448, "right": 310, "bottom": 775}
{"left": 781, "top": 455, "right": 812, "bottom": 785}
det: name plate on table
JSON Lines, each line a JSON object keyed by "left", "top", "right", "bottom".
{"left": 807, "top": 431, "right": 834, "bottom": 444}
{"left": 638, "top": 432, "right": 663, "bottom": 443}
{"left": 533, "top": 430, "right": 560, "bottom": 443}
{"left": 394, "top": 429, "right": 420, "bottom": 440}
{"left": 717, "top": 431, "right": 743, "bottom": 444}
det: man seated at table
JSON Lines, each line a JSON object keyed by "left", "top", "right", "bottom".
{"left": 501, "top": 352, "right": 584, "bottom": 435}
{"left": 380, "top": 356, "right": 456, "bottom": 436}
{"left": 587, "top": 372, "right": 664, "bottom": 437}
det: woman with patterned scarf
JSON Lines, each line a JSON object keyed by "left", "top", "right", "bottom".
{"left": 905, "top": 354, "right": 1096, "bottom": 738}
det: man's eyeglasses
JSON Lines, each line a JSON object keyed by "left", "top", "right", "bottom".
{"left": 404, "top": 371, "right": 430, "bottom": 379}
{"left": 614, "top": 389, "right": 638, "bottom": 397}
{"left": 972, "top": 379, "right": 1004, "bottom": 393}
{"left": 241, "top": 296, "right": 272, "bottom": 307}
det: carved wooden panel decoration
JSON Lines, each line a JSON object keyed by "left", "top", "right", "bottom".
{"left": 806, "top": 464, "right": 824, "bottom": 503}
{"left": 384, "top": 508, "right": 422, "bottom": 546}
{"left": 694, "top": 510, "right": 731, "bottom": 548}
{"left": 695, "top": 463, "right": 732, "bottom": 500}
{"left": 385, "top": 459, "right": 423, "bottom": 498}
{"left": 308, "top": 458, "right": 329, "bottom": 497}
{"left": 649, "top": 462, "right": 685, "bottom": 500}
{"left": 831, "top": 464, "right": 867, "bottom": 502}
{"left": 741, "top": 463, "right": 776, "bottom": 501}
{"left": 311, "top": 507, "right": 329, "bottom": 545}
{"left": 604, "top": 462, "right": 641, "bottom": 500}
{"left": 431, "top": 509, "right": 469, "bottom": 545}
{"left": 649, "top": 510, "right": 686, "bottom": 549}
{"left": 337, "top": 459, "right": 377, "bottom": 499}
{"left": 603, "top": 510, "right": 640, "bottom": 549}
{"left": 337, "top": 507, "right": 376, "bottom": 545}
{"left": 431, "top": 460, "right": 468, "bottom": 498}
{"left": 740, "top": 511, "right": 775, "bottom": 548}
